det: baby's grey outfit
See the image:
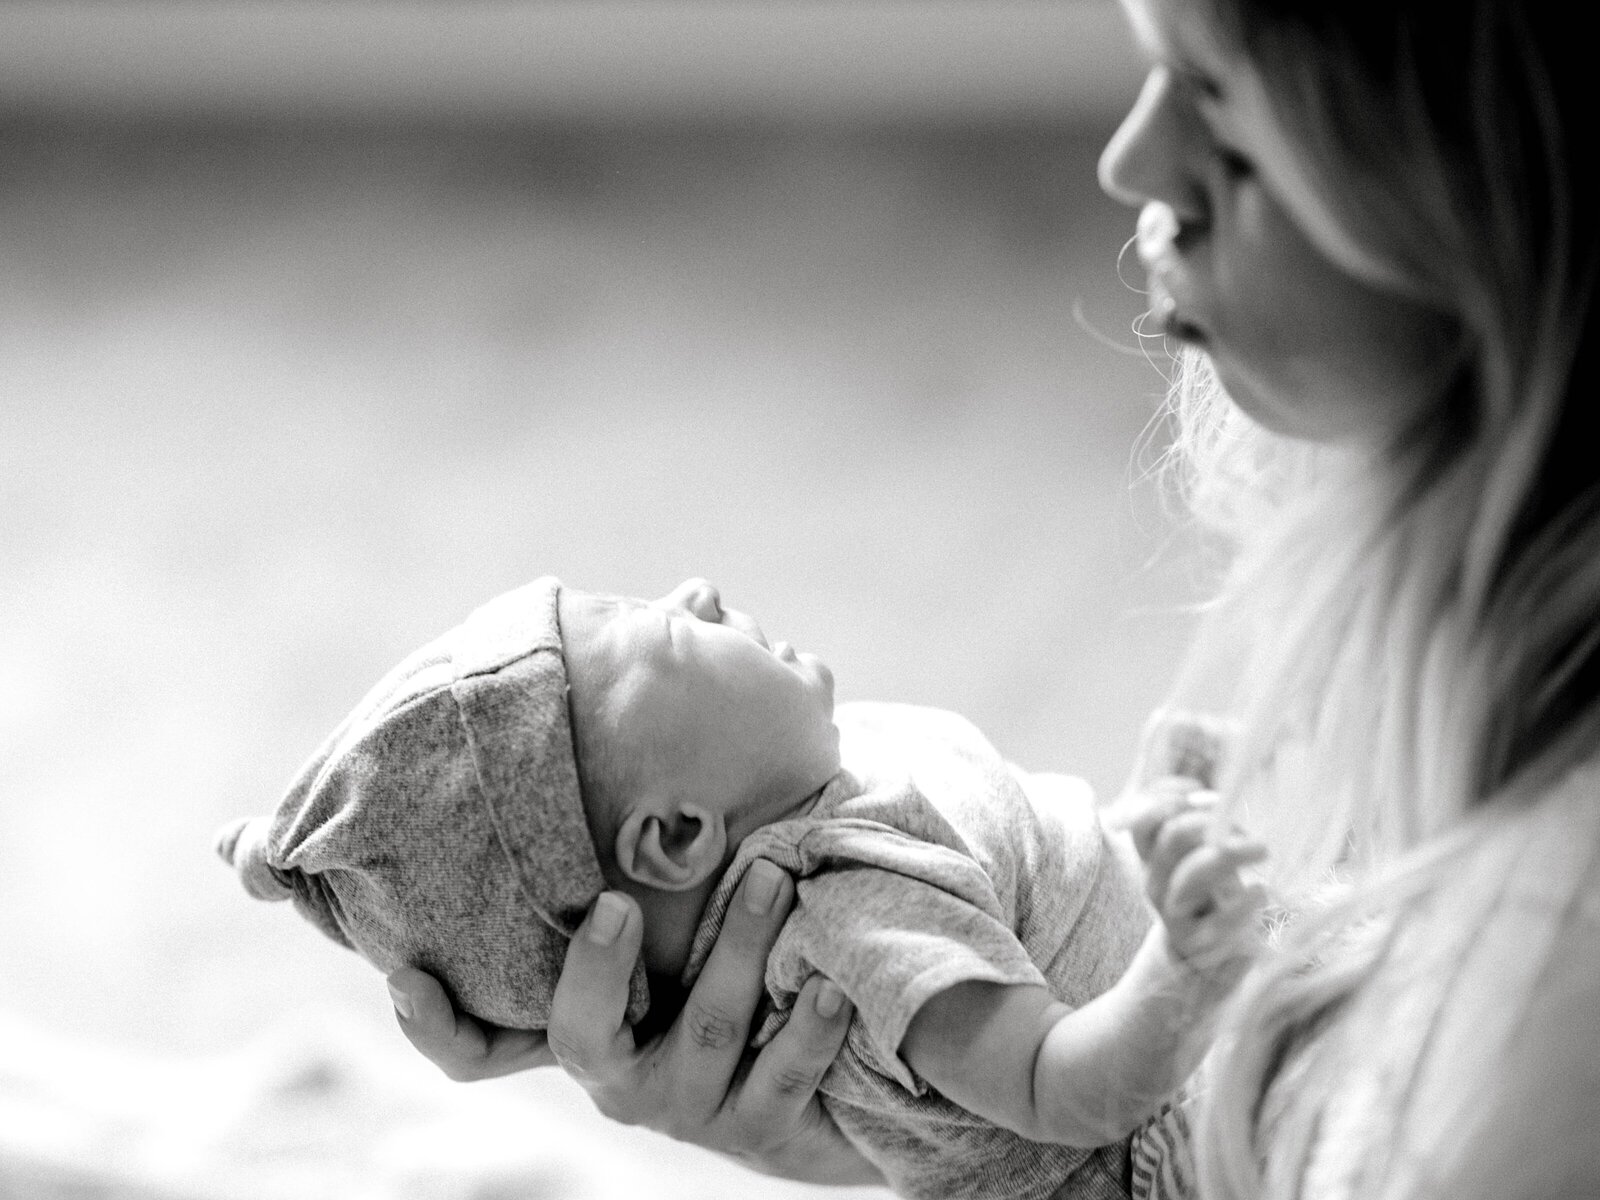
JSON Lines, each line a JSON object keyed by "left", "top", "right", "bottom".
{"left": 685, "top": 701, "right": 1153, "bottom": 1200}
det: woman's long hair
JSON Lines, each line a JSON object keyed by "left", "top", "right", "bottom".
{"left": 1157, "top": 1, "right": 1600, "bottom": 1193}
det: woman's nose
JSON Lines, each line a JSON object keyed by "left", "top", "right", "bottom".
{"left": 1098, "top": 68, "right": 1208, "bottom": 227}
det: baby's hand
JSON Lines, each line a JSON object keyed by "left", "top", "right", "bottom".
{"left": 1117, "top": 781, "right": 1268, "bottom": 977}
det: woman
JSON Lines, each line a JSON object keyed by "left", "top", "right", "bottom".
{"left": 386, "top": 0, "right": 1600, "bottom": 1192}
{"left": 1096, "top": 0, "right": 1600, "bottom": 1194}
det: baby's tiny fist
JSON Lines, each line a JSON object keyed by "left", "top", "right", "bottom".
{"left": 1158, "top": 833, "right": 1269, "bottom": 970}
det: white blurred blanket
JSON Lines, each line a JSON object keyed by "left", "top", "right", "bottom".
{"left": 0, "top": 1010, "right": 892, "bottom": 1200}
{"left": 0, "top": 1011, "right": 663, "bottom": 1200}
{"left": 0, "top": 1017, "right": 768, "bottom": 1200}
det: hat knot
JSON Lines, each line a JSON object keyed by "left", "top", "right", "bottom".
{"left": 215, "top": 816, "right": 294, "bottom": 901}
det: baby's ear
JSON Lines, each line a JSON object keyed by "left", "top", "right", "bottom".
{"left": 613, "top": 802, "right": 727, "bottom": 892}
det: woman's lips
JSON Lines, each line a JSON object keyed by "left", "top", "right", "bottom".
{"left": 1145, "top": 272, "right": 1208, "bottom": 344}
{"left": 1136, "top": 206, "right": 1209, "bottom": 344}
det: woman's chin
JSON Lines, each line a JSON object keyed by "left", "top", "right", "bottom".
{"left": 1209, "top": 365, "right": 1329, "bottom": 442}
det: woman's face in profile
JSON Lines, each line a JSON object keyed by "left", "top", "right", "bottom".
{"left": 1098, "top": 0, "right": 1458, "bottom": 444}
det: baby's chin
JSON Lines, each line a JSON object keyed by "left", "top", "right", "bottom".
{"left": 791, "top": 777, "right": 831, "bottom": 820}
{"left": 747, "top": 765, "right": 834, "bottom": 827}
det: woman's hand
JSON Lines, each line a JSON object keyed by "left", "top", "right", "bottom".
{"left": 385, "top": 860, "right": 883, "bottom": 1186}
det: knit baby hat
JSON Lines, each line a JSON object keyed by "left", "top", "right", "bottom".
{"left": 215, "top": 576, "right": 650, "bottom": 1030}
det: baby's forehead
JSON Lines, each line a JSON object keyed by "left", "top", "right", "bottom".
{"left": 559, "top": 587, "right": 649, "bottom": 633}
{"left": 557, "top": 589, "right": 664, "bottom": 721}
{"left": 561, "top": 590, "right": 668, "bottom": 661}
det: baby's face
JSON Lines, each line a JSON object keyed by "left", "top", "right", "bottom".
{"left": 558, "top": 578, "right": 840, "bottom": 827}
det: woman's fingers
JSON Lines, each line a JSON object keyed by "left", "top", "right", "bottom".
{"left": 655, "top": 859, "right": 795, "bottom": 1124}
{"left": 546, "top": 891, "right": 648, "bottom": 1090}
{"left": 387, "top": 890, "right": 646, "bottom": 1088}
{"left": 545, "top": 861, "right": 795, "bottom": 1134}
{"left": 387, "top": 966, "right": 554, "bottom": 1080}
{"left": 734, "top": 974, "right": 852, "bottom": 1126}
{"left": 714, "top": 973, "right": 883, "bottom": 1185}
{"left": 389, "top": 866, "right": 867, "bottom": 1182}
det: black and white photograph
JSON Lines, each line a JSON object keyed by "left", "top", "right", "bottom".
{"left": 3, "top": 3, "right": 1594, "bottom": 1198}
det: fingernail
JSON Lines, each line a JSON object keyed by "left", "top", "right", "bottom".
{"left": 387, "top": 982, "right": 414, "bottom": 1021}
{"left": 589, "top": 892, "right": 628, "bottom": 945}
{"left": 744, "top": 860, "right": 784, "bottom": 914}
{"left": 815, "top": 980, "right": 845, "bottom": 1019}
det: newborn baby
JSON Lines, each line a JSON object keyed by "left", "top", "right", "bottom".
{"left": 218, "top": 576, "right": 1264, "bottom": 1200}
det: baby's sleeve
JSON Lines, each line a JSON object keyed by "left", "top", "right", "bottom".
{"left": 767, "top": 836, "right": 1048, "bottom": 1094}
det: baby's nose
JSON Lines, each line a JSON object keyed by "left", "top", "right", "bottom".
{"left": 675, "top": 578, "right": 723, "bottom": 620}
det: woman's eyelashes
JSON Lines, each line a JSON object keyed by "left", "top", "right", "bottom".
{"left": 1211, "top": 138, "right": 1255, "bottom": 181}
{"left": 1186, "top": 82, "right": 1254, "bottom": 182}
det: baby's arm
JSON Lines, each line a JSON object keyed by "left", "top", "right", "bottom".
{"left": 901, "top": 787, "right": 1266, "bottom": 1147}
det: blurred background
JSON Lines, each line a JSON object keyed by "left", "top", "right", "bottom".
{"left": 0, "top": 3, "right": 1204, "bottom": 1196}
